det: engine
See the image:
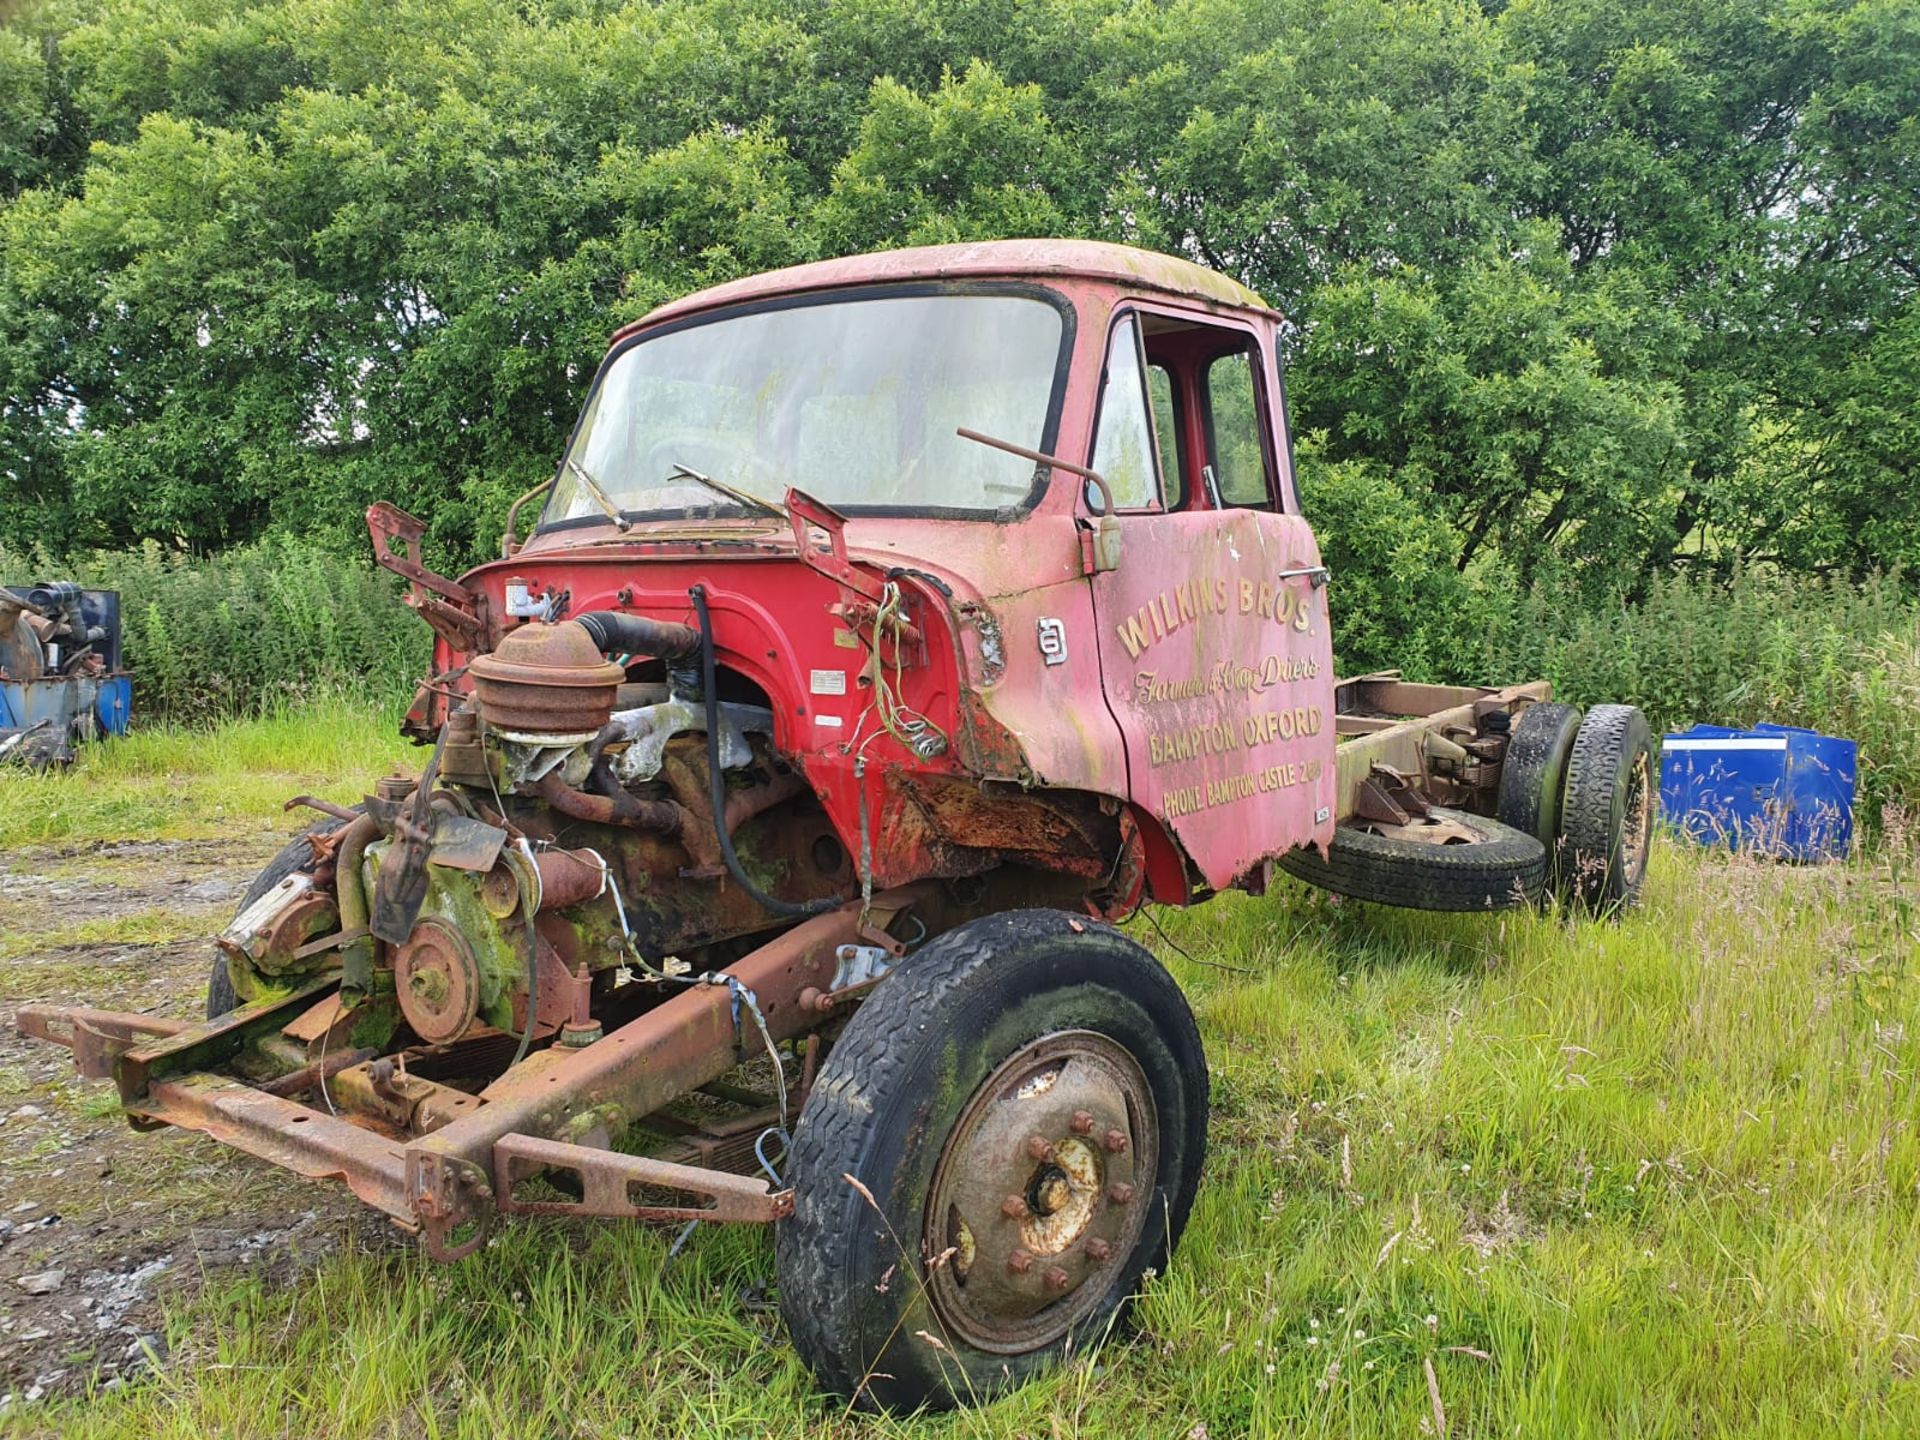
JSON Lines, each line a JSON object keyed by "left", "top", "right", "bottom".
{"left": 216, "top": 610, "right": 851, "bottom": 1053}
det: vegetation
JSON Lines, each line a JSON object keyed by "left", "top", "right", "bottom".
{"left": 0, "top": 537, "right": 423, "bottom": 719}
{"left": 2, "top": 705, "right": 1914, "bottom": 1438}
{"left": 0, "top": 695, "right": 415, "bottom": 845}
{"left": 1, "top": 0, "right": 1916, "bottom": 597}
{"left": 1482, "top": 569, "right": 1920, "bottom": 831}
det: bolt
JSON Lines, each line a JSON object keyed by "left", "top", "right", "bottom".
{"left": 1043, "top": 1266, "right": 1071, "bottom": 1292}
{"left": 1085, "top": 1237, "right": 1113, "bottom": 1263}
{"left": 1108, "top": 1182, "right": 1136, "bottom": 1206}
{"left": 1104, "top": 1127, "right": 1129, "bottom": 1154}
{"left": 1007, "top": 1248, "right": 1033, "bottom": 1275}
{"left": 1025, "top": 1134, "right": 1054, "bottom": 1162}
{"left": 1000, "top": 1194, "right": 1028, "bottom": 1219}
{"left": 1070, "top": 1110, "right": 1095, "bottom": 1135}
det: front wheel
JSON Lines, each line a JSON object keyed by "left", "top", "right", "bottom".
{"left": 775, "top": 910, "right": 1208, "bottom": 1412}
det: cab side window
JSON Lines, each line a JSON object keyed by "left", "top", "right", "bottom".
{"left": 1091, "top": 314, "right": 1162, "bottom": 510}
{"left": 1147, "top": 362, "right": 1185, "bottom": 508}
{"left": 1205, "top": 347, "right": 1272, "bottom": 510}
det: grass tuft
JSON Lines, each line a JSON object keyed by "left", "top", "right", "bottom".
{"left": 0, "top": 698, "right": 418, "bottom": 848}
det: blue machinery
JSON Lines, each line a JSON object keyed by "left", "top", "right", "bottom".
{"left": 0, "top": 582, "right": 132, "bottom": 766}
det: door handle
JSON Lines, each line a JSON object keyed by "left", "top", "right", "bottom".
{"left": 1276, "top": 565, "right": 1330, "bottom": 588}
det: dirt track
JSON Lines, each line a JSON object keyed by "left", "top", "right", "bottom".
{"left": 0, "top": 835, "right": 389, "bottom": 1407}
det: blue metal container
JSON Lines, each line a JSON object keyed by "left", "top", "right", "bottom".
{"left": 1659, "top": 722, "right": 1856, "bottom": 861}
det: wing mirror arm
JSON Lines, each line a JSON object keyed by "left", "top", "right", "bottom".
{"left": 954, "top": 428, "right": 1122, "bottom": 574}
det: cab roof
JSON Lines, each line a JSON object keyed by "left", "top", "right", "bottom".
{"left": 622, "top": 239, "right": 1271, "bottom": 337}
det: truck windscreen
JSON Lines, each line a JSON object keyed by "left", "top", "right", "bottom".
{"left": 542, "top": 291, "right": 1067, "bottom": 523}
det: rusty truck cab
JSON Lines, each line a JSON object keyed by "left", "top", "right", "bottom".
{"left": 401, "top": 240, "right": 1339, "bottom": 915}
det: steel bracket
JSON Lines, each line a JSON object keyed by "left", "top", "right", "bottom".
{"left": 494, "top": 1133, "right": 793, "bottom": 1223}
{"left": 13, "top": 1005, "right": 187, "bottom": 1081}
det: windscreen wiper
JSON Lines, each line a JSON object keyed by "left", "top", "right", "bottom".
{"left": 667, "top": 461, "right": 787, "bottom": 520}
{"left": 565, "top": 456, "right": 631, "bottom": 532}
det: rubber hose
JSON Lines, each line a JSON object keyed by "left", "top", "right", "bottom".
{"left": 688, "top": 585, "right": 834, "bottom": 919}
{"left": 575, "top": 611, "right": 700, "bottom": 661}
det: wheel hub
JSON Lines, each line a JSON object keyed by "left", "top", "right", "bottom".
{"left": 924, "top": 1031, "right": 1157, "bottom": 1355}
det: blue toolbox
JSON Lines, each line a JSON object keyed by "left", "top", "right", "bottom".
{"left": 1658, "top": 722, "right": 1856, "bottom": 861}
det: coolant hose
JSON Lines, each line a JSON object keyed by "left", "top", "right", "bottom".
{"left": 688, "top": 586, "right": 834, "bottom": 919}
{"left": 333, "top": 811, "right": 382, "bottom": 992}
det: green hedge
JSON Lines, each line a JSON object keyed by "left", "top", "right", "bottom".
{"left": 1, "top": 538, "right": 426, "bottom": 721}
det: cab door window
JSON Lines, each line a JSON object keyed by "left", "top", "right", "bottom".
{"left": 1147, "top": 361, "right": 1185, "bottom": 508}
{"left": 1090, "top": 314, "right": 1163, "bottom": 510}
{"left": 1204, "top": 346, "right": 1273, "bottom": 510}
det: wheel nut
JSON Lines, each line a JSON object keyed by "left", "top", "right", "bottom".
{"left": 1007, "top": 1248, "right": 1033, "bottom": 1274}
{"left": 1108, "top": 1182, "right": 1136, "bottom": 1206}
{"left": 1000, "top": 1194, "right": 1028, "bottom": 1219}
{"left": 1044, "top": 1266, "right": 1071, "bottom": 1292}
{"left": 1070, "top": 1110, "right": 1095, "bottom": 1135}
{"left": 1103, "top": 1127, "right": 1128, "bottom": 1154}
{"left": 1086, "top": 1237, "right": 1113, "bottom": 1263}
{"left": 1025, "top": 1134, "right": 1054, "bottom": 1162}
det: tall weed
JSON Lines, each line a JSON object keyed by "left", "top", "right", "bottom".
{"left": 1457, "top": 569, "right": 1919, "bottom": 831}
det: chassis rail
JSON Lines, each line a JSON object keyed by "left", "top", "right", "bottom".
{"left": 1330, "top": 676, "right": 1552, "bottom": 819}
{"left": 14, "top": 885, "right": 940, "bottom": 1257}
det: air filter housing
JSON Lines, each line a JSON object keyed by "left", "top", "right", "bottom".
{"left": 468, "top": 620, "right": 624, "bottom": 739}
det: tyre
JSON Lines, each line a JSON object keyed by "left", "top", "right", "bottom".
{"left": 1560, "top": 703, "right": 1656, "bottom": 912}
{"left": 1277, "top": 806, "right": 1546, "bottom": 911}
{"left": 776, "top": 909, "right": 1208, "bottom": 1412}
{"left": 1496, "top": 701, "right": 1582, "bottom": 890}
{"left": 206, "top": 815, "right": 349, "bottom": 1018}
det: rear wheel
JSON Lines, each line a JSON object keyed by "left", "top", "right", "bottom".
{"left": 1560, "top": 704, "right": 1656, "bottom": 912}
{"left": 776, "top": 909, "right": 1208, "bottom": 1412}
{"left": 1278, "top": 807, "right": 1546, "bottom": 911}
{"left": 1497, "top": 701, "right": 1582, "bottom": 892}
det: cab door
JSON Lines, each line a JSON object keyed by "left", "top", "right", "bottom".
{"left": 1083, "top": 305, "right": 1337, "bottom": 894}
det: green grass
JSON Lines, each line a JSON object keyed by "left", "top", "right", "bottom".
{"left": 0, "top": 698, "right": 418, "bottom": 847}
{"left": 6, "top": 709, "right": 1919, "bottom": 1437}
{"left": 0, "top": 910, "right": 210, "bottom": 964}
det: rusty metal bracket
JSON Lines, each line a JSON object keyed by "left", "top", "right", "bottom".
{"left": 494, "top": 1133, "right": 793, "bottom": 1223}
{"left": 408, "top": 1150, "right": 493, "bottom": 1260}
{"left": 367, "top": 501, "right": 486, "bottom": 650}
{"left": 1352, "top": 765, "right": 1432, "bottom": 827}
{"left": 130, "top": 1073, "right": 415, "bottom": 1222}
{"left": 112, "top": 974, "right": 339, "bottom": 1103}
{"left": 786, "top": 487, "right": 884, "bottom": 601}
{"left": 14, "top": 1006, "right": 188, "bottom": 1081}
